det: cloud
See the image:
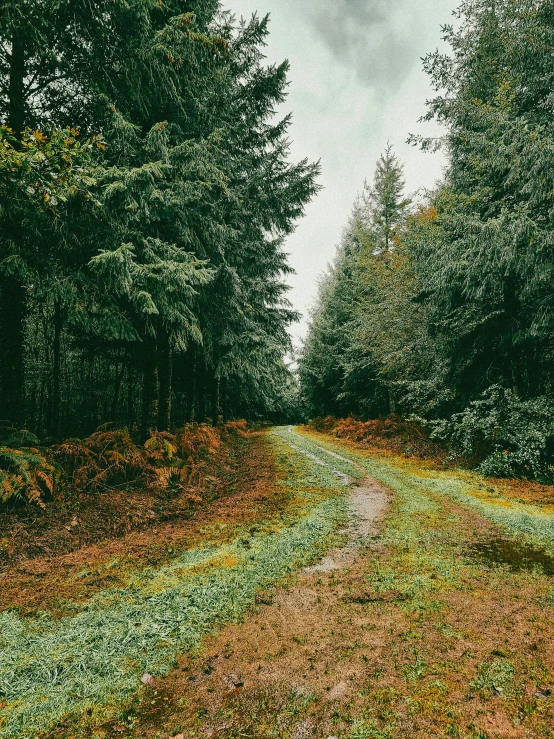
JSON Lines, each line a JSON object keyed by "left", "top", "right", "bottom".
{"left": 304, "top": 0, "right": 422, "bottom": 90}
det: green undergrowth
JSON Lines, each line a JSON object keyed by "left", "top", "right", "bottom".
{"left": 292, "top": 428, "right": 554, "bottom": 737}
{"left": 0, "top": 430, "right": 348, "bottom": 739}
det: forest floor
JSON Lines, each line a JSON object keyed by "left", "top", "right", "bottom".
{"left": 2, "top": 427, "right": 554, "bottom": 739}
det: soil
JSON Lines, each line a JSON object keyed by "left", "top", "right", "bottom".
{"left": 0, "top": 431, "right": 286, "bottom": 616}
{"left": 305, "top": 477, "right": 389, "bottom": 574}
{"left": 85, "top": 431, "right": 554, "bottom": 739}
{"left": 8, "top": 428, "right": 554, "bottom": 739}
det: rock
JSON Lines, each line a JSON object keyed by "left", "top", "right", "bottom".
{"left": 169, "top": 734, "right": 185, "bottom": 739}
{"left": 140, "top": 673, "right": 155, "bottom": 686}
{"left": 222, "top": 672, "right": 244, "bottom": 689}
{"left": 327, "top": 681, "right": 348, "bottom": 700}
{"left": 534, "top": 688, "right": 552, "bottom": 699}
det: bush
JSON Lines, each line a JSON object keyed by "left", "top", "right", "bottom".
{"left": 429, "top": 386, "right": 554, "bottom": 480}
{"left": 0, "top": 445, "right": 54, "bottom": 508}
{"left": 54, "top": 423, "right": 241, "bottom": 495}
{"left": 1, "top": 422, "right": 250, "bottom": 510}
{"left": 307, "top": 415, "right": 445, "bottom": 461}
{"left": 55, "top": 427, "right": 156, "bottom": 492}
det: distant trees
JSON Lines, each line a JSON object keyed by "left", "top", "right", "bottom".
{"left": 300, "top": 0, "right": 554, "bottom": 480}
{"left": 0, "top": 2, "right": 318, "bottom": 438}
{"left": 300, "top": 146, "right": 413, "bottom": 418}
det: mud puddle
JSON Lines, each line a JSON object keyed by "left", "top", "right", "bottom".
{"left": 468, "top": 537, "right": 554, "bottom": 576}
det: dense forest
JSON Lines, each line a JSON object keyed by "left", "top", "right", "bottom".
{"left": 3, "top": 0, "right": 554, "bottom": 486}
{"left": 0, "top": 0, "right": 318, "bottom": 440}
{"left": 300, "top": 0, "right": 554, "bottom": 481}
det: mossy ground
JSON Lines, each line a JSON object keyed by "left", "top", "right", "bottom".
{"left": 3, "top": 427, "right": 554, "bottom": 738}
{"left": 99, "top": 427, "right": 553, "bottom": 739}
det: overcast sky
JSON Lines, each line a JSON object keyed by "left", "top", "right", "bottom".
{"left": 227, "top": 0, "right": 459, "bottom": 345}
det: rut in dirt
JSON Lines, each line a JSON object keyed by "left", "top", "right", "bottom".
{"left": 285, "top": 427, "right": 390, "bottom": 572}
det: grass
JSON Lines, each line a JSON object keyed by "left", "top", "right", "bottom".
{"left": 297, "top": 426, "right": 554, "bottom": 549}
{"left": 0, "top": 430, "right": 348, "bottom": 739}
{"left": 287, "top": 427, "right": 554, "bottom": 737}
{"left": 4, "top": 425, "right": 554, "bottom": 738}
{"left": 123, "top": 427, "right": 553, "bottom": 739}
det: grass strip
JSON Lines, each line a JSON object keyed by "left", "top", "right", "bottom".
{"left": 297, "top": 428, "right": 554, "bottom": 549}
{"left": 0, "top": 431, "right": 348, "bottom": 739}
{"left": 275, "top": 427, "right": 364, "bottom": 481}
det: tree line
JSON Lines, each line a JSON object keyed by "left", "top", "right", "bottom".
{"left": 300, "top": 0, "right": 554, "bottom": 480}
{"left": 0, "top": 0, "right": 318, "bottom": 440}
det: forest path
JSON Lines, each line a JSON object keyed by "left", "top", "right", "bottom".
{"left": 8, "top": 426, "right": 554, "bottom": 739}
{"left": 1, "top": 426, "right": 365, "bottom": 739}
{"left": 104, "top": 427, "right": 395, "bottom": 739}
{"left": 284, "top": 426, "right": 390, "bottom": 573}
{"left": 120, "top": 427, "right": 554, "bottom": 739}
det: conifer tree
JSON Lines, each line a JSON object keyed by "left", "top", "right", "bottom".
{"left": 0, "top": 2, "right": 318, "bottom": 435}
{"left": 363, "top": 144, "right": 411, "bottom": 254}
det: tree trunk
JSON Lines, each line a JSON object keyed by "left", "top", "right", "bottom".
{"left": 0, "top": 32, "right": 27, "bottom": 427}
{"left": 141, "top": 334, "right": 159, "bottom": 439}
{"left": 157, "top": 330, "right": 172, "bottom": 431}
{"left": 8, "top": 30, "right": 26, "bottom": 138}
{"left": 190, "top": 352, "right": 197, "bottom": 422}
{"left": 211, "top": 376, "right": 220, "bottom": 427}
{"left": 111, "top": 354, "right": 125, "bottom": 424}
{"left": 126, "top": 366, "right": 135, "bottom": 430}
{"left": 50, "top": 299, "right": 62, "bottom": 438}
{"left": 197, "top": 365, "right": 206, "bottom": 423}
{"left": 0, "top": 277, "right": 26, "bottom": 427}
{"left": 221, "top": 377, "right": 228, "bottom": 423}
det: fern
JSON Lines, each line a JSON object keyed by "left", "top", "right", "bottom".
{"left": 0, "top": 446, "right": 53, "bottom": 508}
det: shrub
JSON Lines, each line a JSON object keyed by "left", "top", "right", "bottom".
{"left": 54, "top": 423, "right": 232, "bottom": 495}
{"left": 177, "top": 424, "right": 221, "bottom": 461}
{"left": 2, "top": 422, "right": 248, "bottom": 509}
{"left": 429, "top": 386, "right": 554, "bottom": 480}
{"left": 0, "top": 446, "right": 54, "bottom": 508}
{"left": 307, "top": 416, "right": 444, "bottom": 461}
{"left": 309, "top": 417, "right": 339, "bottom": 433}
{"left": 55, "top": 427, "right": 155, "bottom": 492}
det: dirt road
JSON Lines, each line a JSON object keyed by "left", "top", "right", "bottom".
{"left": 3, "top": 426, "right": 554, "bottom": 739}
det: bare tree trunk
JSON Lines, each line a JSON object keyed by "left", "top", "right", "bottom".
{"left": 140, "top": 334, "right": 159, "bottom": 439}
{"left": 111, "top": 353, "right": 125, "bottom": 424}
{"left": 190, "top": 352, "right": 197, "bottom": 422}
{"left": 8, "top": 30, "right": 25, "bottom": 138}
{"left": 0, "top": 31, "right": 27, "bottom": 427}
{"left": 127, "top": 366, "right": 135, "bottom": 429}
{"left": 157, "top": 330, "right": 172, "bottom": 431}
{"left": 211, "top": 376, "right": 220, "bottom": 427}
{"left": 50, "top": 299, "right": 62, "bottom": 438}
{"left": 221, "top": 377, "right": 228, "bottom": 423}
{"left": 0, "top": 278, "right": 26, "bottom": 427}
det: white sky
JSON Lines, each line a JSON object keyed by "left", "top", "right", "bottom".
{"left": 227, "top": 0, "right": 459, "bottom": 345}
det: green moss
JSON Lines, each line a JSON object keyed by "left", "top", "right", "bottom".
{"left": 0, "top": 430, "right": 348, "bottom": 739}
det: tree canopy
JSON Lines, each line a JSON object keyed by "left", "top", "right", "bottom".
{"left": 300, "top": 0, "right": 554, "bottom": 481}
{"left": 0, "top": 2, "right": 319, "bottom": 437}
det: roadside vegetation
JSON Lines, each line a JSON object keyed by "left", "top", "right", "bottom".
{"left": 0, "top": 428, "right": 348, "bottom": 738}
{"left": 50, "top": 426, "right": 554, "bottom": 739}
{"left": 299, "top": 1, "right": 554, "bottom": 483}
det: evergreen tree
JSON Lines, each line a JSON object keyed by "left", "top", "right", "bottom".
{"left": 414, "top": 0, "right": 554, "bottom": 405}
{"left": 300, "top": 147, "right": 412, "bottom": 419}
{"left": 363, "top": 144, "right": 411, "bottom": 254}
{"left": 0, "top": 3, "right": 319, "bottom": 436}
